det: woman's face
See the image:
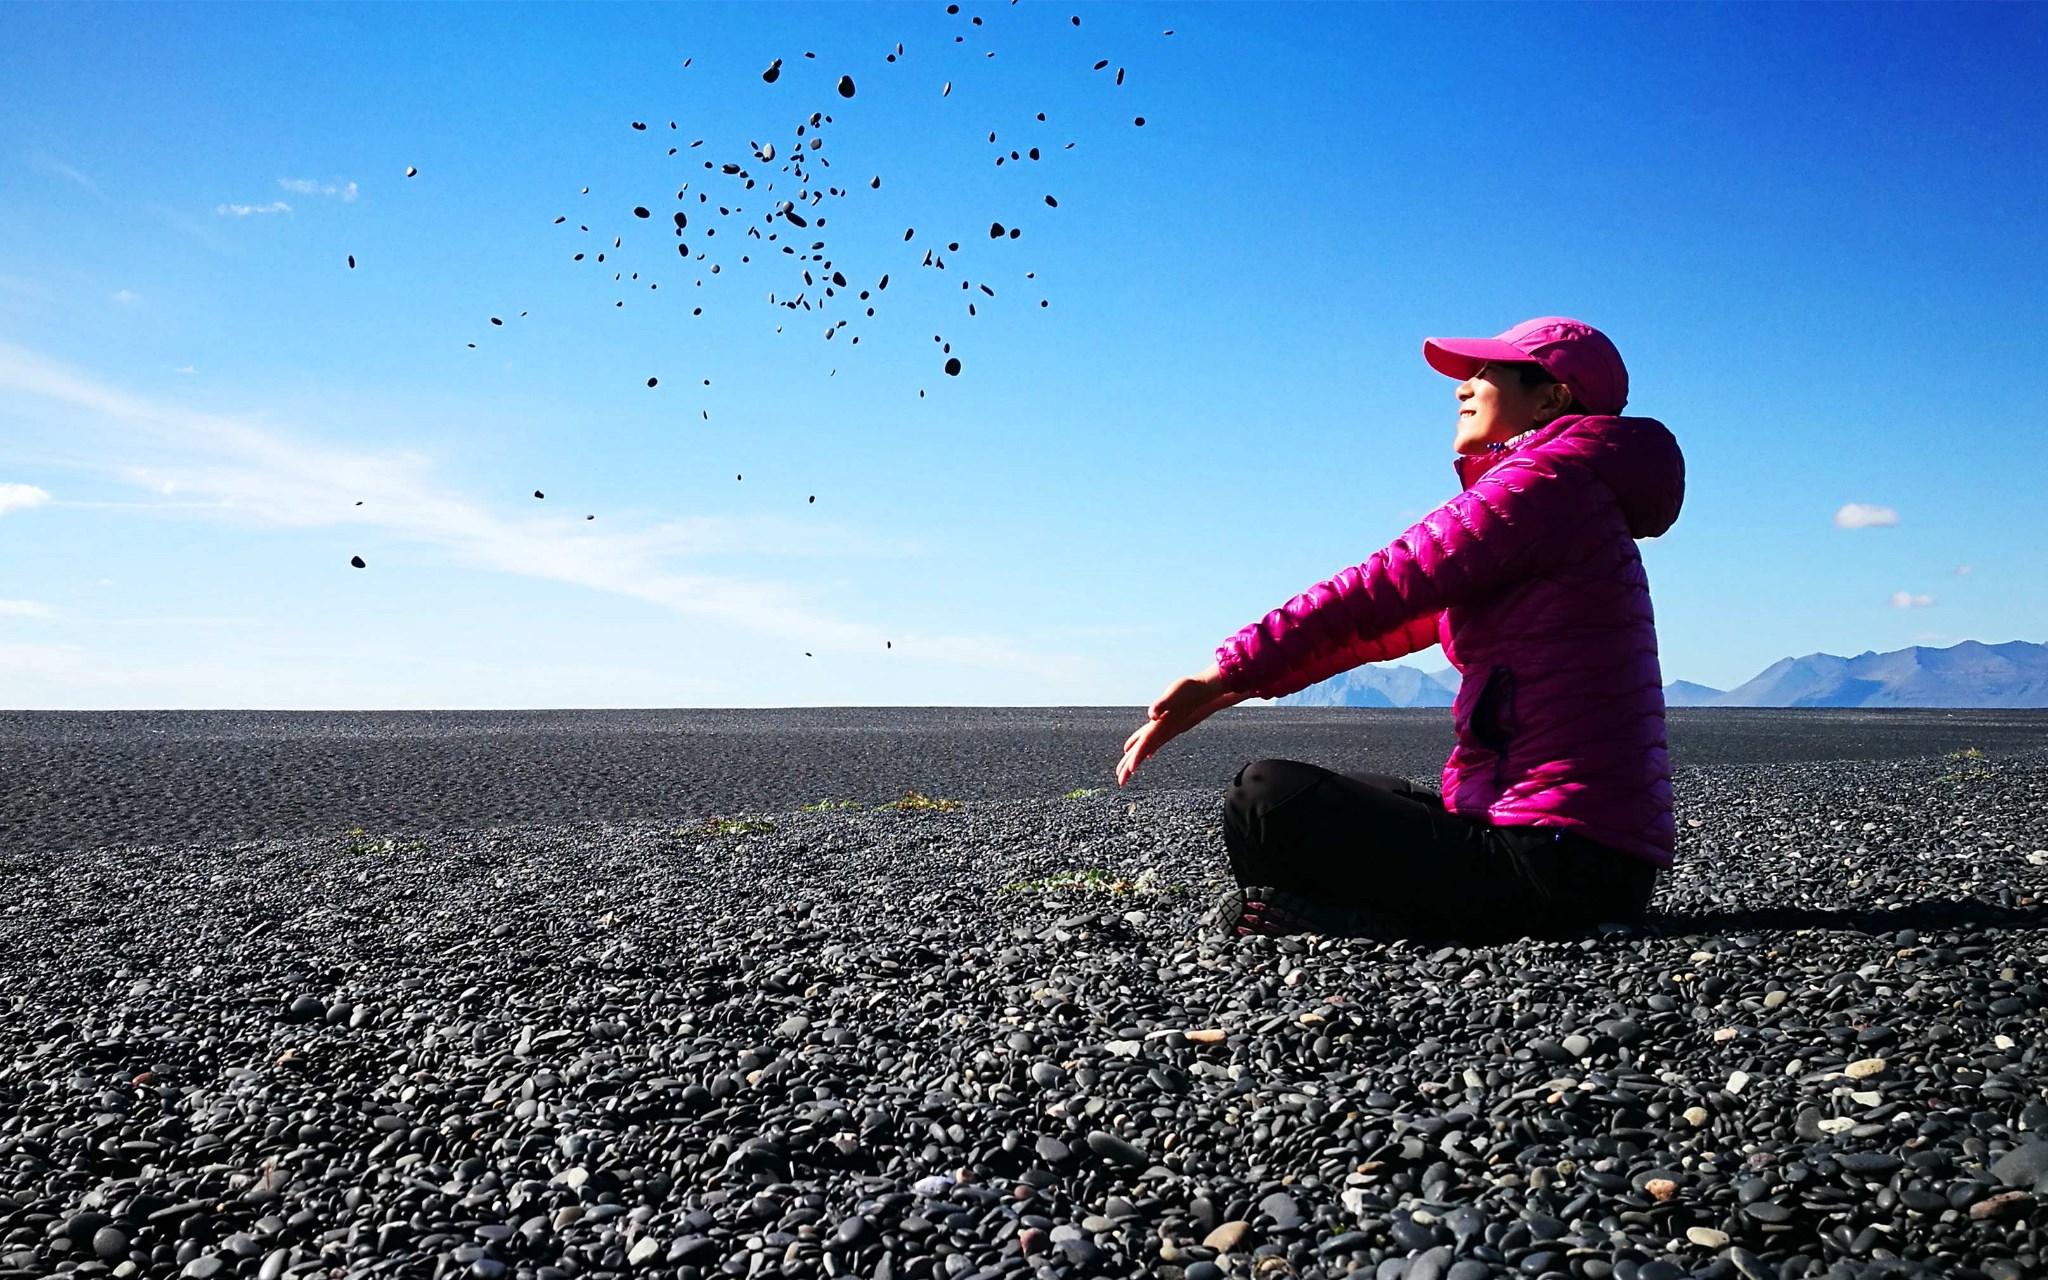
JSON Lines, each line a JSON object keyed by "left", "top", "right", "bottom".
{"left": 1454, "top": 362, "right": 1572, "bottom": 455}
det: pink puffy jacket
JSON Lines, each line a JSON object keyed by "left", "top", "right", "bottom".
{"left": 1214, "top": 413, "right": 1686, "bottom": 867}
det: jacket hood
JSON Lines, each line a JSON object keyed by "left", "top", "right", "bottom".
{"left": 1456, "top": 413, "right": 1684, "bottom": 539}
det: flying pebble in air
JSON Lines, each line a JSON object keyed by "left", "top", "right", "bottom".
{"left": 837, "top": 75, "right": 856, "bottom": 98}
{"left": 347, "top": 255, "right": 355, "bottom": 269}
{"left": 808, "top": 495, "right": 815, "bottom": 503}
{"left": 534, "top": 490, "right": 545, "bottom": 499}
{"left": 763, "top": 58, "right": 782, "bottom": 83}
{"left": 944, "top": 357, "right": 961, "bottom": 376}
{"left": 405, "top": 166, "right": 417, "bottom": 177}
{"left": 491, "top": 317, "right": 503, "bottom": 325}
{"left": 586, "top": 515, "right": 594, "bottom": 521}
{"left": 647, "top": 377, "right": 658, "bottom": 387}
{"left": 350, "top": 556, "right": 366, "bottom": 568}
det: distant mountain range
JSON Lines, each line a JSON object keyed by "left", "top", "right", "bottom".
{"left": 1274, "top": 639, "right": 2048, "bottom": 709}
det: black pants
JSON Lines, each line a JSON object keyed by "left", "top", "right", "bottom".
{"left": 1223, "top": 758, "right": 1659, "bottom": 942}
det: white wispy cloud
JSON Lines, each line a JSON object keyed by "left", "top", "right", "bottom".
{"left": 215, "top": 201, "right": 292, "bottom": 217}
{"left": 0, "top": 341, "right": 1080, "bottom": 684}
{"left": 0, "top": 482, "right": 52, "bottom": 515}
{"left": 173, "top": 365, "right": 197, "bottom": 375}
{"left": 1954, "top": 565, "right": 1972, "bottom": 576}
{"left": 112, "top": 289, "right": 141, "bottom": 306}
{"left": 1834, "top": 502, "right": 1898, "bottom": 530}
{"left": 27, "top": 152, "right": 103, "bottom": 198}
{"left": 1889, "top": 591, "right": 1934, "bottom": 609}
{"left": 277, "top": 178, "right": 359, "bottom": 202}
{"left": 0, "top": 600, "right": 54, "bottom": 619}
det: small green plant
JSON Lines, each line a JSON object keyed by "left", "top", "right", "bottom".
{"left": 1061, "top": 787, "right": 1104, "bottom": 800}
{"left": 1938, "top": 746, "right": 1993, "bottom": 783}
{"left": 800, "top": 799, "right": 865, "bottom": 812}
{"left": 686, "top": 816, "right": 778, "bottom": 837}
{"left": 877, "top": 791, "right": 960, "bottom": 812}
{"left": 342, "top": 828, "right": 426, "bottom": 856}
{"left": 1001, "top": 867, "right": 1183, "bottom": 896}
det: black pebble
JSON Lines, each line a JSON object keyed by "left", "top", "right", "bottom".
{"left": 944, "top": 357, "right": 961, "bottom": 376}
{"left": 349, "top": 556, "right": 366, "bottom": 569}
{"left": 837, "top": 75, "right": 856, "bottom": 98}
{"left": 633, "top": 206, "right": 650, "bottom": 218}
{"left": 347, "top": 255, "right": 355, "bottom": 268}
{"left": 534, "top": 490, "right": 545, "bottom": 499}
{"left": 1045, "top": 195, "right": 1058, "bottom": 207}
{"left": 763, "top": 59, "right": 782, "bottom": 83}
{"left": 647, "top": 377, "right": 658, "bottom": 387}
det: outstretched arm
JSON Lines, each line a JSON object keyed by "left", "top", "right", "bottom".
{"left": 1217, "top": 455, "right": 1600, "bottom": 700}
{"left": 1115, "top": 664, "right": 1251, "bottom": 786}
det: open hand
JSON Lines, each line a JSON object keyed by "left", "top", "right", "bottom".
{"left": 1116, "top": 663, "right": 1249, "bottom": 786}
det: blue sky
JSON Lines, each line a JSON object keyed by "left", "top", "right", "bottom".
{"left": 2, "top": 1, "right": 2043, "bottom": 709}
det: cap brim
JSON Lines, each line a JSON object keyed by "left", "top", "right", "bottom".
{"left": 1423, "top": 336, "right": 1534, "bottom": 381}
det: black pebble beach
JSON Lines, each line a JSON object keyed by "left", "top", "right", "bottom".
{"left": 4, "top": 709, "right": 2048, "bottom": 1280}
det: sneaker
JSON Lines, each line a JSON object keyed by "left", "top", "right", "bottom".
{"left": 1210, "top": 884, "right": 1378, "bottom": 938}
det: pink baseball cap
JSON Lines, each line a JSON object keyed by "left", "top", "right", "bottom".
{"left": 1422, "top": 316, "right": 1629, "bottom": 415}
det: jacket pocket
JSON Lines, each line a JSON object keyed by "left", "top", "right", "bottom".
{"left": 1471, "top": 664, "right": 1519, "bottom": 753}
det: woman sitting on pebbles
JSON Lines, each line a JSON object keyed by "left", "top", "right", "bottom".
{"left": 1116, "top": 317, "right": 1685, "bottom": 941}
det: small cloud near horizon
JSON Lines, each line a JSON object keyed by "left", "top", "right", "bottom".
{"left": 0, "top": 482, "right": 52, "bottom": 515}
{"left": 0, "top": 600, "right": 55, "bottom": 619}
{"left": 172, "top": 365, "right": 197, "bottom": 375}
{"left": 1835, "top": 503, "right": 1899, "bottom": 530}
{"left": 1954, "top": 565, "right": 1972, "bottom": 576}
{"left": 215, "top": 201, "right": 292, "bottom": 217}
{"left": 1889, "top": 591, "right": 1934, "bottom": 609}
{"left": 277, "top": 178, "right": 358, "bottom": 202}
{"left": 112, "top": 289, "right": 140, "bottom": 306}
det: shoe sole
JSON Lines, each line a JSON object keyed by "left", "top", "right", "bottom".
{"left": 1217, "top": 885, "right": 1365, "bottom": 938}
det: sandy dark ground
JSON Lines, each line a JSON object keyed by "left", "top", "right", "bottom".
{"left": 5, "top": 708, "right": 2047, "bottom": 854}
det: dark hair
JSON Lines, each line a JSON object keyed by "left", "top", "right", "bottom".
{"left": 1510, "top": 361, "right": 1580, "bottom": 414}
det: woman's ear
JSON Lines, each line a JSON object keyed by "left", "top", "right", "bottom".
{"left": 1544, "top": 383, "right": 1576, "bottom": 421}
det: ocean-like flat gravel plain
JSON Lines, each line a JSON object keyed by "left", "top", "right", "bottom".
{"left": 7, "top": 707, "right": 2048, "bottom": 854}
{"left": 5, "top": 709, "right": 2048, "bottom": 1280}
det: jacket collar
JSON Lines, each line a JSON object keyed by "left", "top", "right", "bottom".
{"left": 1453, "top": 414, "right": 1586, "bottom": 490}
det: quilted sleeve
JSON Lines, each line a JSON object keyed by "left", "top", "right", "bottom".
{"left": 1214, "top": 450, "right": 1601, "bottom": 699}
